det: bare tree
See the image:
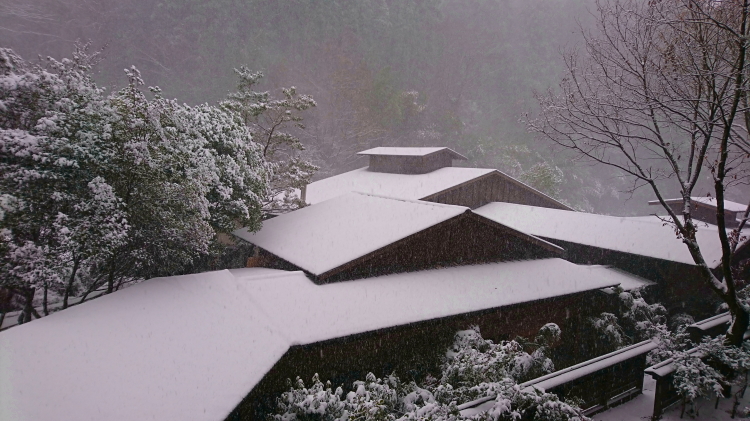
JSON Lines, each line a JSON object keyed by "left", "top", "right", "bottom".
{"left": 529, "top": 0, "right": 750, "bottom": 345}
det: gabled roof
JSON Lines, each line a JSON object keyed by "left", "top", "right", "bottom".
{"left": 234, "top": 193, "right": 471, "bottom": 276}
{"left": 233, "top": 193, "right": 562, "bottom": 279}
{"left": 474, "top": 202, "right": 730, "bottom": 267}
{"left": 0, "top": 259, "right": 634, "bottom": 421}
{"left": 357, "top": 146, "right": 467, "bottom": 160}
{"left": 649, "top": 197, "right": 747, "bottom": 213}
{"left": 305, "top": 166, "right": 496, "bottom": 205}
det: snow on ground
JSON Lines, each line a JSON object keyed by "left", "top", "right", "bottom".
{"left": 595, "top": 375, "right": 750, "bottom": 421}
{"left": 475, "top": 202, "right": 732, "bottom": 267}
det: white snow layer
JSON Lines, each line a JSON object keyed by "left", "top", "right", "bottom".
{"left": 304, "top": 166, "right": 495, "bottom": 204}
{"left": 357, "top": 146, "right": 466, "bottom": 158}
{"left": 233, "top": 192, "right": 470, "bottom": 275}
{"left": 243, "top": 258, "right": 623, "bottom": 345}
{"left": 474, "top": 202, "right": 729, "bottom": 267}
{"left": 0, "top": 258, "right": 631, "bottom": 421}
{"left": 0, "top": 270, "right": 290, "bottom": 421}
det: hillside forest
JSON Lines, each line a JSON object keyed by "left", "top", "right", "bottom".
{"left": 3, "top": 0, "right": 713, "bottom": 214}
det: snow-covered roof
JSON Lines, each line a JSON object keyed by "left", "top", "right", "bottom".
{"left": 357, "top": 146, "right": 467, "bottom": 159}
{"left": 649, "top": 197, "right": 747, "bottom": 213}
{"left": 589, "top": 266, "right": 656, "bottom": 292}
{"left": 233, "top": 193, "right": 471, "bottom": 276}
{"left": 0, "top": 269, "right": 291, "bottom": 421}
{"left": 474, "top": 202, "right": 730, "bottom": 267}
{"left": 305, "top": 166, "right": 496, "bottom": 205}
{"left": 247, "top": 258, "right": 625, "bottom": 345}
{"left": 0, "top": 259, "right": 632, "bottom": 421}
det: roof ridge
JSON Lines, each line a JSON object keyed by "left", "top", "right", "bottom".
{"left": 485, "top": 202, "right": 724, "bottom": 231}
{"left": 350, "top": 191, "right": 470, "bottom": 210}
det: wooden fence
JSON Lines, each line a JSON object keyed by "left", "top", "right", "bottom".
{"left": 458, "top": 340, "right": 657, "bottom": 417}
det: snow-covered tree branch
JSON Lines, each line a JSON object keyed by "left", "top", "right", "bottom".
{"left": 224, "top": 67, "right": 317, "bottom": 215}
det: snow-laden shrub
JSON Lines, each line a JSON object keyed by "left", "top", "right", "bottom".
{"left": 273, "top": 374, "right": 347, "bottom": 421}
{"left": 271, "top": 325, "right": 588, "bottom": 421}
{"left": 646, "top": 323, "right": 691, "bottom": 366}
{"left": 668, "top": 336, "right": 750, "bottom": 418}
{"left": 589, "top": 287, "right": 667, "bottom": 354}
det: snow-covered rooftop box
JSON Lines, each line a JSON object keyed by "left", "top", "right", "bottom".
{"left": 0, "top": 269, "right": 291, "bottom": 421}
{"left": 475, "top": 202, "right": 732, "bottom": 267}
{"left": 1, "top": 259, "right": 634, "bottom": 421}
{"left": 357, "top": 146, "right": 467, "bottom": 159}
{"left": 356, "top": 147, "right": 467, "bottom": 174}
{"left": 233, "top": 192, "right": 563, "bottom": 282}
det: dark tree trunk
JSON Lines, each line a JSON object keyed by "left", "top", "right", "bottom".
{"left": 62, "top": 258, "right": 81, "bottom": 309}
{"left": 18, "top": 287, "right": 35, "bottom": 325}
{"left": 728, "top": 307, "right": 750, "bottom": 346}
{"left": 106, "top": 262, "right": 116, "bottom": 294}
{"left": 43, "top": 283, "right": 49, "bottom": 316}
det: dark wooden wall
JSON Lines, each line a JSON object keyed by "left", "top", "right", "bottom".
{"left": 368, "top": 153, "right": 454, "bottom": 174}
{"left": 541, "top": 238, "right": 721, "bottom": 319}
{"left": 664, "top": 203, "right": 738, "bottom": 227}
{"left": 225, "top": 291, "right": 607, "bottom": 421}
{"left": 252, "top": 213, "right": 561, "bottom": 284}
{"left": 423, "top": 172, "right": 569, "bottom": 210}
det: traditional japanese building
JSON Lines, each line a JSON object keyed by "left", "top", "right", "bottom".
{"left": 2, "top": 146, "right": 740, "bottom": 421}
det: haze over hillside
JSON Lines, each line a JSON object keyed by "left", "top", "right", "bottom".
{"left": 3, "top": 0, "right": 742, "bottom": 214}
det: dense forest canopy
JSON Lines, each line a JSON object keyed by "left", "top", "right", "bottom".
{"left": 3, "top": 0, "right": 745, "bottom": 213}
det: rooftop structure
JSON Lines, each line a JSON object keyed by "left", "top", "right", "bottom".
{"left": 356, "top": 146, "right": 466, "bottom": 174}
{"left": 1, "top": 259, "right": 640, "bottom": 421}
{"left": 474, "top": 201, "right": 750, "bottom": 316}
{"left": 305, "top": 167, "right": 570, "bottom": 210}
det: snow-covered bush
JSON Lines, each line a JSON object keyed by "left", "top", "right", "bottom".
{"left": 271, "top": 326, "right": 588, "bottom": 421}
{"left": 588, "top": 287, "right": 667, "bottom": 354}
{"left": 439, "top": 325, "right": 559, "bottom": 404}
{"left": 646, "top": 322, "right": 691, "bottom": 366}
